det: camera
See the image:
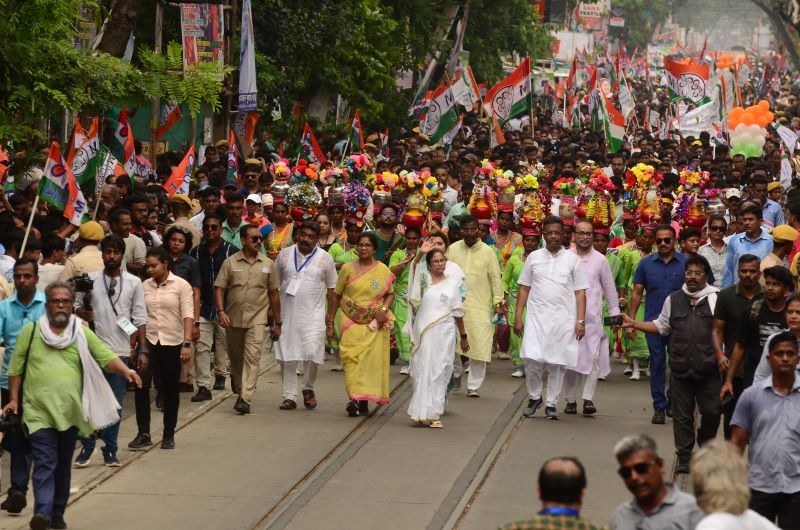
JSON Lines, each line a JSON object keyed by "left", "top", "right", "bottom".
{"left": 0, "top": 411, "right": 21, "bottom": 434}
{"left": 72, "top": 274, "right": 94, "bottom": 293}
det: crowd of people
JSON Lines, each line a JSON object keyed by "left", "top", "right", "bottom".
{"left": 1, "top": 54, "right": 800, "bottom": 530}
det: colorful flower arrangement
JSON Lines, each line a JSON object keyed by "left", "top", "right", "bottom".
{"left": 679, "top": 167, "right": 711, "bottom": 189}
{"left": 497, "top": 170, "right": 516, "bottom": 194}
{"left": 420, "top": 174, "right": 440, "bottom": 198}
{"left": 319, "top": 166, "right": 347, "bottom": 186}
{"left": 515, "top": 173, "right": 540, "bottom": 191}
{"left": 526, "top": 162, "right": 551, "bottom": 181}
{"left": 517, "top": 192, "right": 547, "bottom": 226}
{"left": 344, "top": 154, "right": 373, "bottom": 181}
{"left": 286, "top": 182, "right": 322, "bottom": 212}
{"left": 585, "top": 195, "right": 616, "bottom": 228}
{"left": 577, "top": 161, "right": 599, "bottom": 182}
{"left": 553, "top": 176, "right": 581, "bottom": 196}
{"left": 291, "top": 159, "right": 319, "bottom": 184}
{"left": 587, "top": 169, "right": 616, "bottom": 193}
{"left": 341, "top": 181, "right": 371, "bottom": 226}
{"left": 625, "top": 163, "right": 662, "bottom": 190}
{"left": 269, "top": 158, "right": 292, "bottom": 180}
{"left": 467, "top": 184, "right": 498, "bottom": 220}
{"left": 474, "top": 159, "right": 499, "bottom": 180}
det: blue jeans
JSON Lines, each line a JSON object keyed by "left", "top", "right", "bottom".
{"left": 646, "top": 334, "right": 670, "bottom": 410}
{"left": 1, "top": 387, "right": 31, "bottom": 496}
{"left": 29, "top": 426, "right": 78, "bottom": 521}
{"left": 78, "top": 368, "right": 126, "bottom": 455}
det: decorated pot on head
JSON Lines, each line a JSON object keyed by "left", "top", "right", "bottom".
{"left": 704, "top": 188, "right": 725, "bottom": 217}
{"left": 270, "top": 158, "right": 293, "bottom": 199}
{"left": 579, "top": 169, "right": 617, "bottom": 227}
{"left": 402, "top": 191, "right": 428, "bottom": 229}
{"left": 552, "top": 176, "right": 582, "bottom": 225}
{"left": 368, "top": 170, "right": 399, "bottom": 206}
{"left": 625, "top": 163, "right": 663, "bottom": 225}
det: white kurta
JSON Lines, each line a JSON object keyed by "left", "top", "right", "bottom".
{"left": 274, "top": 244, "right": 337, "bottom": 364}
{"left": 519, "top": 247, "right": 587, "bottom": 366}
{"left": 407, "top": 276, "right": 463, "bottom": 421}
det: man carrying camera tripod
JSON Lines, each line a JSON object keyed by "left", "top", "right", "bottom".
{"left": 73, "top": 235, "right": 148, "bottom": 467}
{"left": 0, "top": 258, "right": 46, "bottom": 515}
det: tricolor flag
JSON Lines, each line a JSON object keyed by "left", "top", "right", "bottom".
{"left": 451, "top": 66, "right": 480, "bottom": 110}
{"left": 163, "top": 146, "right": 195, "bottom": 198}
{"left": 420, "top": 81, "right": 459, "bottom": 144}
{"left": 442, "top": 114, "right": 464, "bottom": 146}
{"left": 109, "top": 108, "right": 136, "bottom": 177}
{"left": 66, "top": 119, "right": 86, "bottom": 167}
{"left": 155, "top": 101, "right": 182, "bottom": 140}
{"left": 349, "top": 109, "right": 365, "bottom": 152}
{"left": 70, "top": 116, "right": 100, "bottom": 193}
{"left": 712, "top": 124, "right": 729, "bottom": 147}
{"left": 601, "top": 95, "right": 625, "bottom": 154}
{"left": 484, "top": 57, "right": 531, "bottom": 125}
{"left": 490, "top": 116, "right": 506, "bottom": 148}
{"left": 39, "top": 142, "right": 89, "bottom": 226}
{"left": 299, "top": 122, "right": 327, "bottom": 164}
{"left": 664, "top": 56, "right": 710, "bottom": 105}
{"left": 95, "top": 145, "right": 126, "bottom": 194}
{"left": 226, "top": 130, "right": 239, "bottom": 187}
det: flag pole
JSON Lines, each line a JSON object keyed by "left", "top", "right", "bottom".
{"left": 340, "top": 136, "right": 351, "bottom": 165}
{"left": 92, "top": 158, "right": 101, "bottom": 219}
{"left": 528, "top": 55, "right": 535, "bottom": 140}
{"left": 19, "top": 194, "right": 40, "bottom": 257}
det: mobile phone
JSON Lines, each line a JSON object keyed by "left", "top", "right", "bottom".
{"left": 604, "top": 315, "right": 623, "bottom": 326}
{"left": 721, "top": 394, "right": 733, "bottom": 407}
{"left": 270, "top": 331, "right": 279, "bottom": 342}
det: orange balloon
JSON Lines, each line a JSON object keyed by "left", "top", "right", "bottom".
{"left": 740, "top": 112, "right": 756, "bottom": 126}
{"left": 729, "top": 117, "right": 741, "bottom": 129}
{"left": 758, "top": 100, "right": 770, "bottom": 110}
{"left": 729, "top": 107, "right": 744, "bottom": 119}
{"left": 763, "top": 111, "right": 774, "bottom": 125}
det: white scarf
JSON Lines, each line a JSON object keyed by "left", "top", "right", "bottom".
{"left": 681, "top": 283, "right": 719, "bottom": 313}
{"left": 37, "top": 315, "right": 120, "bottom": 430}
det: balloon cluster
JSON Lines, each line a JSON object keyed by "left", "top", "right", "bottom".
{"left": 728, "top": 100, "right": 773, "bottom": 159}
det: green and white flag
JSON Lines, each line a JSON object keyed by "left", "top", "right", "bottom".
{"left": 420, "top": 81, "right": 459, "bottom": 144}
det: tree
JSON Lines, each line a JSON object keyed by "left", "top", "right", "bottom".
{"left": 612, "top": 0, "right": 672, "bottom": 50}
{"left": 96, "top": 0, "right": 142, "bottom": 57}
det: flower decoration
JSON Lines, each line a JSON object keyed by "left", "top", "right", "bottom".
{"left": 553, "top": 177, "right": 581, "bottom": 196}
{"left": 341, "top": 181, "right": 371, "bottom": 226}
{"left": 515, "top": 173, "right": 540, "bottom": 191}
{"left": 467, "top": 183, "right": 498, "bottom": 220}
{"left": 269, "top": 158, "right": 291, "bottom": 180}
{"left": 526, "top": 162, "right": 551, "bottom": 181}
{"left": 286, "top": 182, "right": 322, "bottom": 221}
{"left": 475, "top": 159, "right": 497, "bottom": 179}
{"left": 344, "top": 154, "right": 373, "bottom": 181}
{"left": 679, "top": 167, "right": 711, "bottom": 189}
{"left": 496, "top": 170, "right": 516, "bottom": 194}
{"left": 291, "top": 159, "right": 319, "bottom": 184}
{"left": 625, "top": 163, "right": 662, "bottom": 190}
{"left": 577, "top": 162, "right": 599, "bottom": 182}
{"left": 421, "top": 175, "right": 440, "bottom": 198}
{"left": 320, "top": 166, "right": 347, "bottom": 186}
{"left": 587, "top": 169, "right": 616, "bottom": 193}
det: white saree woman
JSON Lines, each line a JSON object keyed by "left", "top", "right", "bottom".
{"left": 407, "top": 249, "right": 468, "bottom": 428}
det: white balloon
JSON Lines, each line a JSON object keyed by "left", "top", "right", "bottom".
{"left": 747, "top": 124, "right": 763, "bottom": 137}
{"left": 753, "top": 135, "right": 766, "bottom": 148}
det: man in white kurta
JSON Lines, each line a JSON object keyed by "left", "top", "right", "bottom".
{"left": 447, "top": 215, "right": 504, "bottom": 396}
{"left": 274, "top": 222, "right": 337, "bottom": 409}
{"left": 515, "top": 216, "right": 587, "bottom": 420}
{"left": 564, "top": 221, "right": 620, "bottom": 416}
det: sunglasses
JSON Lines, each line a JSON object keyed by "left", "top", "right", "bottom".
{"left": 655, "top": 238, "right": 672, "bottom": 244}
{"left": 107, "top": 277, "right": 118, "bottom": 297}
{"left": 202, "top": 225, "right": 220, "bottom": 231}
{"left": 709, "top": 226, "right": 726, "bottom": 232}
{"left": 618, "top": 462, "right": 653, "bottom": 479}
{"left": 249, "top": 236, "right": 262, "bottom": 243}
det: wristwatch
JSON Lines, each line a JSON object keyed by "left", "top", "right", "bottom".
{"left": 182, "top": 341, "right": 192, "bottom": 348}
{"left": 576, "top": 320, "right": 585, "bottom": 325}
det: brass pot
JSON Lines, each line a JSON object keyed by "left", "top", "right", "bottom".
{"left": 428, "top": 199, "right": 444, "bottom": 212}
{"left": 272, "top": 180, "right": 290, "bottom": 198}
{"left": 373, "top": 190, "right": 392, "bottom": 205}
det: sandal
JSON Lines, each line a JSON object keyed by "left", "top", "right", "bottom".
{"left": 346, "top": 400, "right": 359, "bottom": 417}
{"left": 279, "top": 399, "right": 297, "bottom": 410}
{"left": 430, "top": 420, "right": 444, "bottom": 428}
{"left": 302, "top": 389, "right": 317, "bottom": 409}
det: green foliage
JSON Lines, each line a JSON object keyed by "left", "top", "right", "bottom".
{"left": 611, "top": 0, "right": 672, "bottom": 50}
{"left": 0, "top": 0, "right": 150, "bottom": 140}
{"left": 464, "top": 0, "right": 553, "bottom": 83}
{"left": 137, "top": 42, "right": 233, "bottom": 119}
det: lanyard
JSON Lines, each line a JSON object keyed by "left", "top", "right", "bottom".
{"left": 294, "top": 247, "right": 318, "bottom": 273}
{"left": 102, "top": 273, "right": 123, "bottom": 317}
{"left": 538, "top": 507, "right": 579, "bottom": 517}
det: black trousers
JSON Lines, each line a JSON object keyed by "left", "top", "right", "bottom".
{"left": 670, "top": 374, "right": 721, "bottom": 462}
{"left": 134, "top": 343, "right": 182, "bottom": 437}
{"left": 750, "top": 489, "right": 800, "bottom": 529}
{"left": 722, "top": 375, "right": 744, "bottom": 440}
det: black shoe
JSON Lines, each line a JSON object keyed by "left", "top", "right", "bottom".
{"left": 29, "top": 514, "right": 49, "bottom": 530}
{"left": 161, "top": 436, "right": 175, "bottom": 449}
{"left": 676, "top": 456, "right": 691, "bottom": 474}
{"left": 346, "top": 400, "right": 359, "bottom": 417}
{"left": 564, "top": 402, "right": 578, "bottom": 414}
{"left": 358, "top": 400, "right": 369, "bottom": 415}
{"left": 523, "top": 397, "right": 544, "bottom": 418}
{"left": 544, "top": 406, "right": 560, "bottom": 420}
{"left": 233, "top": 397, "right": 250, "bottom": 415}
{"left": 1, "top": 498, "right": 7, "bottom": 510}
{"left": 6, "top": 490, "right": 26, "bottom": 514}
{"left": 155, "top": 392, "right": 164, "bottom": 410}
{"left": 127, "top": 432, "right": 153, "bottom": 451}
{"left": 190, "top": 387, "right": 212, "bottom": 402}
{"left": 51, "top": 515, "right": 67, "bottom": 529}
{"left": 213, "top": 375, "right": 226, "bottom": 390}
{"left": 651, "top": 409, "right": 667, "bottom": 425}
{"left": 582, "top": 400, "right": 597, "bottom": 416}
{"left": 179, "top": 382, "right": 194, "bottom": 393}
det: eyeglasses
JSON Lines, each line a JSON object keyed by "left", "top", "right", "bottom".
{"left": 685, "top": 270, "right": 707, "bottom": 278}
{"left": 202, "top": 225, "right": 220, "bottom": 231}
{"left": 47, "top": 298, "right": 73, "bottom": 307}
{"left": 655, "top": 238, "right": 672, "bottom": 244}
{"left": 248, "top": 236, "right": 261, "bottom": 243}
{"left": 617, "top": 462, "right": 653, "bottom": 479}
{"left": 575, "top": 231, "right": 593, "bottom": 238}
{"left": 107, "top": 277, "right": 117, "bottom": 297}
{"left": 709, "top": 226, "right": 726, "bottom": 232}
{"left": 430, "top": 259, "right": 447, "bottom": 264}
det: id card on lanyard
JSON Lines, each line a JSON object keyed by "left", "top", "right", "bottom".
{"left": 286, "top": 247, "right": 317, "bottom": 296}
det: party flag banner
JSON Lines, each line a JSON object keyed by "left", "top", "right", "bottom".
{"left": 163, "top": 146, "right": 195, "bottom": 198}
{"left": 421, "top": 81, "right": 459, "bottom": 144}
{"left": 484, "top": 57, "right": 531, "bottom": 125}
{"left": 39, "top": 142, "right": 90, "bottom": 226}
{"left": 664, "top": 56, "right": 710, "bottom": 105}
{"left": 299, "top": 123, "right": 327, "bottom": 164}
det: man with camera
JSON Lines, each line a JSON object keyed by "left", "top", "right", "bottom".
{"left": 73, "top": 235, "right": 148, "bottom": 467}
{"left": 0, "top": 258, "right": 46, "bottom": 515}
{"left": 563, "top": 220, "right": 620, "bottom": 417}
{"left": 60, "top": 221, "right": 105, "bottom": 282}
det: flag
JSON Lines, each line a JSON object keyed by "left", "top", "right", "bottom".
{"left": 600, "top": 95, "right": 625, "bottom": 154}
{"left": 567, "top": 56, "right": 578, "bottom": 93}
{"left": 243, "top": 112, "right": 259, "bottom": 147}
{"left": 163, "top": 146, "right": 195, "bottom": 198}
{"left": 110, "top": 108, "right": 136, "bottom": 177}
{"left": 66, "top": 119, "right": 86, "bottom": 167}
{"left": 664, "top": 56, "right": 710, "bottom": 105}
{"left": 95, "top": 145, "right": 125, "bottom": 195}
{"left": 711, "top": 124, "right": 729, "bottom": 147}
{"left": 698, "top": 38, "right": 707, "bottom": 61}
{"left": 452, "top": 66, "right": 480, "bottom": 109}
{"left": 774, "top": 122, "right": 799, "bottom": 153}
{"left": 39, "top": 142, "right": 89, "bottom": 226}
{"left": 299, "top": 122, "right": 327, "bottom": 164}
{"left": 226, "top": 130, "right": 239, "bottom": 187}
{"left": 421, "top": 81, "right": 459, "bottom": 144}
{"left": 238, "top": 0, "right": 258, "bottom": 111}
{"left": 349, "top": 109, "right": 364, "bottom": 151}
{"left": 442, "top": 114, "right": 464, "bottom": 146}
{"left": 155, "top": 101, "right": 182, "bottom": 140}
{"left": 490, "top": 116, "right": 506, "bottom": 148}
{"left": 484, "top": 57, "right": 531, "bottom": 125}
{"left": 70, "top": 116, "right": 100, "bottom": 193}
{"left": 618, "top": 74, "right": 635, "bottom": 123}
{"left": 0, "top": 145, "right": 9, "bottom": 183}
